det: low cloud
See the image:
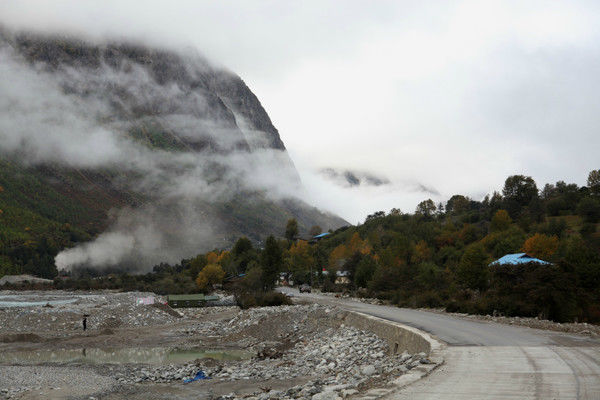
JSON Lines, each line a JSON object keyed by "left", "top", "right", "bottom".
{"left": 0, "top": 33, "right": 303, "bottom": 272}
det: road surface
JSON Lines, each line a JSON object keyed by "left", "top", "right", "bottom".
{"left": 280, "top": 288, "right": 600, "bottom": 399}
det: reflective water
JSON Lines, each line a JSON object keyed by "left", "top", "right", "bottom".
{"left": 0, "top": 347, "right": 253, "bottom": 365}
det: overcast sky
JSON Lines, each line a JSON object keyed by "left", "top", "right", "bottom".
{"left": 2, "top": 1, "right": 599, "bottom": 223}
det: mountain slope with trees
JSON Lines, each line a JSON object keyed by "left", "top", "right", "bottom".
{"left": 48, "top": 171, "right": 600, "bottom": 323}
{"left": 0, "top": 30, "right": 346, "bottom": 277}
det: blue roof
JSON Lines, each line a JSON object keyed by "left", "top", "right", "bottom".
{"left": 313, "top": 232, "right": 331, "bottom": 239}
{"left": 489, "top": 253, "right": 551, "bottom": 266}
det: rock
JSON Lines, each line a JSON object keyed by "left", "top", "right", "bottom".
{"left": 360, "top": 365, "right": 376, "bottom": 376}
{"left": 312, "top": 391, "right": 341, "bottom": 400}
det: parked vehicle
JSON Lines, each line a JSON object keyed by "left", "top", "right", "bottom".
{"left": 299, "top": 284, "right": 311, "bottom": 293}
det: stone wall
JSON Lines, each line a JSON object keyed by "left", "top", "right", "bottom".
{"left": 343, "top": 311, "right": 441, "bottom": 355}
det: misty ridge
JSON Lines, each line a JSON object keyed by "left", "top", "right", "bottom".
{"left": 0, "top": 28, "right": 344, "bottom": 273}
{"left": 319, "top": 168, "right": 439, "bottom": 198}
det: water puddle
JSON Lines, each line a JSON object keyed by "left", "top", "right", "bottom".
{"left": 0, "top": 299, "right": 78, "bottom": 308}
{"left": 0, "top": 295, "right": 79, "bottom": 308}
{"left": 0, "top": 347, "right": 253, "bottom": 365}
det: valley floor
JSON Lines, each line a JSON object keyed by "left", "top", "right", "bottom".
{"left": 0, "top": 291, "right": 427, "bottom": 400}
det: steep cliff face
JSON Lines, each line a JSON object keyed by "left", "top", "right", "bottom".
{"left": 8, "top": 32, "right": 290, "bottom": 156}
{"left": 0, "top": 30, "right": 345, "bottom": 275}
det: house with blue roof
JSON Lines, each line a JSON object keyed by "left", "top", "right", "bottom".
{"left": 309, "top": 232, "right": 331, "bottom": 243}
{"left": 489, "top": 253, "right": 552, "bottom": 266}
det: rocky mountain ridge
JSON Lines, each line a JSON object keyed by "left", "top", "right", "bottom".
{"left": 0, "top": 29, "right": 346, "bottom": 275}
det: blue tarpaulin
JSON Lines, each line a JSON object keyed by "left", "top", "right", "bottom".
{"left": 489, "top": 253, "right": 551, "bottom": 266}
{"left": 183, "top": 370, "right": 211, "bottom": 383}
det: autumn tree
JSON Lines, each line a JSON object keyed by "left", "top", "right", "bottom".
{"left": 328, "top": 244, "right": 349, "bottom": 269}
{"left": 196, "top": 264, "right": 225, "bottom": 291}
{"left": 490, "top": 209, "right": 512, "bottom": 232}
{"left": 286, "top": 240, "right": 314, "bottom": 283}
{"left": 348, "top": 232, "right": 372, "bottom": 255}
{"left": 285, "top": 218, "right": 299, "bottom": 241}
{"left": 411, "top": 240, "right": 431, "bottom": 264}
{"left": 206, "top": 250, "right": 228, "bottom": 265}
{"left": 523, "top": 233, "right": 559, "bottom": 260}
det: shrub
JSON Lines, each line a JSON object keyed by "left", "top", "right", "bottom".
{"left": 235, "top": 291, "right": 292, "bottom": 309}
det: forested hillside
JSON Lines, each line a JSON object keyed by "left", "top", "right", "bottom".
{"left": 48, "top": 171, "right": 600, "bottom": 323}
{"left": 304, "top": 171, "right": 600, "bottom": 322}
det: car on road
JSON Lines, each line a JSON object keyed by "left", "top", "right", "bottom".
{"left": 299, "top": 284, "right": 311, "bottom": 293}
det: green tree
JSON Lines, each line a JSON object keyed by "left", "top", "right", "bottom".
{"left": 231, "top": 237, "right": 255, "bottom": 273}
{"left": 587, "top": 169, "right": 600, "bottom": 196}
{"left": 416, "top": 199, "right": 437, "bottom": 218}
{"left": 457, "top": 243, "right": 489, "bottom": 291}
{"left": 261, "top": 235, "right": 282, "bottom": 290}
{"left": 239, "top": 263, "right": 264, "bottom": 292}
{"left": 576, "top": 197, "right": 600, "bottom": 223}
{"left": 188, "top": 254, "right": 207, "bottom": 279}
{"left": 502, "top": 175, "right": 539, "bottom": 205}
{"left": 446, "top": 195, "right": 469, "bottom": 215}
{"left": 415, "top": 262, "right": 444, "bottom": 290}
{"left": 490, "top": 209, "right": 512, "bottom": 232}
{"left": 354, "top": 255, "right": 377, "bottom": 288}
{"left": 232, "top": 237, "right": 253, "bottom": 256}
{"left": 285, "top": 218, "right": 299, "bottom": 241}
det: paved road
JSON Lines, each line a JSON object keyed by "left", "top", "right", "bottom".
{"left": 281, "top": 288, "right": 600, "bottom": 399}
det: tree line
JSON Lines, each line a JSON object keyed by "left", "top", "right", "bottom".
{"left": 14, "top": 170, "right": 600, "bottom": 322}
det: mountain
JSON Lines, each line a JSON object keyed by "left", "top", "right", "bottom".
{"left": 0, "top": 29, "right": 346, "bottom": 277}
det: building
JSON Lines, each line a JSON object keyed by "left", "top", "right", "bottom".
{"left": 489, "top": 253, "right": 552, "bottom": 266}
{"left": 335, "top": 270, "right": 351, "bottom": 285}
{"left": 309, "top": 232, "right": 331, "bottom": 244}
{"left": 166, "top": 294, "right": 219, "bottom": 308}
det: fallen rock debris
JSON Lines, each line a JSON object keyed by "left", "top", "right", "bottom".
{"left": 0, "top": 291, "right": 435, "bottom": 399}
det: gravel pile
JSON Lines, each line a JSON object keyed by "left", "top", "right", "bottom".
{"left": 0, "top": 291, "right": 177, "bottom": 336}
{"left": 0, "top": 294, "right": 433, "bottom": 399}
{"left": 114, "top": 306, "right": 430, "bottom": 399}
{"left": 0, "top": 365, "right": 116, "bottom": 399}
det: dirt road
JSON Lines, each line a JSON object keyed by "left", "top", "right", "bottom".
{"left": 282, "top": 288, "right": 600, "bottom": 399}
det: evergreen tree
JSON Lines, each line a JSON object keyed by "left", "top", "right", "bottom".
{"left": 261, "top": 236, "right": 282, "bottom": 290}
{"left": 285, "top": 218, "right": 299, "bottom": 241}
{"left": 457, "top": 243, "right": 489, "bottom": 291}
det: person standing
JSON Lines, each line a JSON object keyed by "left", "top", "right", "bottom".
{"left": 82, "top": 316, "right": 87, "bottom": 331}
